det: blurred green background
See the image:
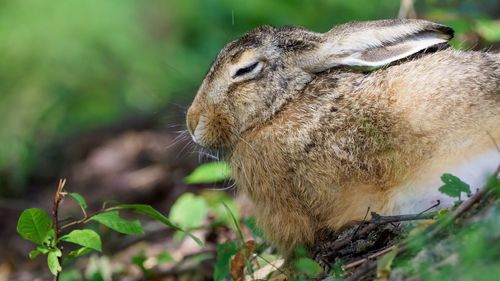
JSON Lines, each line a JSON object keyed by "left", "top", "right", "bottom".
{"left": 0, "top": 0, "right": 499, "bottom": 193}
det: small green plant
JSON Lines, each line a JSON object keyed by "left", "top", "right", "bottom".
{"left": 16, "top": 179, "right": 201, "bottom": 279}
{"left": 438, "top": 173, "right": 472, "bottom": 202}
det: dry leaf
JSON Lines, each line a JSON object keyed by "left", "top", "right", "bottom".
{"left": 230, "top": 240, "right": 255, "bottom": 281}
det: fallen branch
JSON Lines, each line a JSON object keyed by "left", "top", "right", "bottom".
{"left": 342, "top": 245, "right": 396, "bottom": 271}
{"left": 370, "top": 211, "right": 436, "bottom": 224}
{"left": 317, "top": 210, "right": 435, "bottom": 256}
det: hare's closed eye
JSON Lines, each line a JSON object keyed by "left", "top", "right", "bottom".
{"left": 234, "top": 61, "right": 259, "bottom": 77}
{"left": 231, "top": 60, "right": 262, "bottom": 81}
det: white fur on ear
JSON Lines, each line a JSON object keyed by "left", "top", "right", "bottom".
{"left": 338, "top": 32, "right": 449, "bottom": 67}
{"left": 299, "top": 19, "right": 454, "bottom": 72}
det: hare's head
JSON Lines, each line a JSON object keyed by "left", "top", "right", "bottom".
{"left": 186, "top": 19, "right": 453, "bottom": 153}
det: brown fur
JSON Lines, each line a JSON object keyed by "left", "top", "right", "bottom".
{"left": 186, "top": 20, "right": 500, "bottom": 252}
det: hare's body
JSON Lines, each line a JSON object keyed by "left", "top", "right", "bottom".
{"left": 230, "top": 49, "right": 500, "bottom": 249}
{"left": 186, "top": 20, "right": 500, "bottom": 252}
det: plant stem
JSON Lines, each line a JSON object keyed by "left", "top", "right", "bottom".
{"left": 59, "top": 206, "right": 121, "bottom": 230}
{"left": 51, "top": 179, "right": 66, "bottom": 281}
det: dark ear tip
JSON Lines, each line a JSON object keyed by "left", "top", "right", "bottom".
{"left": 433, "top": 24, "right": 455, "bottom": 39}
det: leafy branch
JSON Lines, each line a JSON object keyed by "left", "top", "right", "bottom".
{"left": 16, "top": 179, "right": 201, "bottom": 279}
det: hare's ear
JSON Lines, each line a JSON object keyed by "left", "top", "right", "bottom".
{"left": 299, "top": 19, "right": 454, "bottom": 72}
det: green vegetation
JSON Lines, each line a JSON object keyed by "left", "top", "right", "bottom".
{"left": 5, "top": 0, "right": 500, "bottom": 280}
{"left": 17, "top": 180, "right": 201, "bottom": 278}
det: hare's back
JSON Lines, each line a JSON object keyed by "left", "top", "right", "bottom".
{"left": 390, "top": 49, "right": 499, "bottom": 100}
{"left": 385, "top": 49, "right": 500, "bottom": 135}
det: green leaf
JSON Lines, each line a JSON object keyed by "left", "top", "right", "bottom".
{"left": 68, "top": 192, "right": 88, "bottom": 209}
{"left": 377, "top": 247, "right": 398, "bottom": 278}
{"left": 294, "top": 257, "right": 323, "bottom": 277}
{"left": 116, "top": 204, "right": 203, "bottom": 246}
{"left": 169, "top": 193, "right": 208, "bottom": 229}
{"left": 185, "top": 162, "right": 231, "bottom": 184}
{"left": 29, "top": 245, "right": 51, "bottom": 259}
{"left": 60, "top": 229, "right": 102, "bottom": 252}
{"left": 117, "top": 204, "right": 179, "bottom": 229}
{"left": 438, "top": 173, "right": 471, "bottom": 199}
{"left": 68, "top": 247, "right": 93, "bottom": 258}
{"left": 293, "top": 246, "right": 309, "bottom": 258}
{"left": 157, "top": 251, "right": 174, "bottom": 263}
{"left": 201, "top": 191, "right": 240, "bottom": 227}
{"left": 29, "top": 248, "right": 45, "bottom": 259}
{"left": 91, "top": 211, "right": 144, "bottom": 235}
{"left": 213, "top": 241, "right": 239, "bottom": 281}
{"left": 223, "top": 203, "right": 244, "bottom": 242}
{"left": 17, "top": 208, "right": 53, "bottom": 245}
{"left": 47, "top": 249, "right": 62, "bottom": 276}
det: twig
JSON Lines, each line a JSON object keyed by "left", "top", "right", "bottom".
{"left": 351, "top": 207, "right": 370, "bottom": 241}
{"left": 418, "top": 200, "right": 441, "bottom": 215}
{"left": 314, "top": 207, "right": 437, "bottom": 270}
{"left": 342, "top": 245, "right": 396, "bottom": 271}
{"left": 59, "top": 206, "right": 121, "bottom": 230}
{"left": 345, "top": 260, "right": 376, "bottom": 281}
{"left": 51, "top": 179, "right": 66, "bottom": 281}
{"left": 338, "top": 213, "right": 435, "bottom": 272}
{"left": 370, "top": 211, "right": 437, "bottom": 224}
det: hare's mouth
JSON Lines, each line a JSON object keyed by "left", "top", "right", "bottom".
{"left": 186, "top": 104, "right": 238, "bottom": 157}
{"left": 188, "top": 119, "right": 237, "bottom": 158}
{"left": 189, "top": 132, "right": 233, "bottom": 161}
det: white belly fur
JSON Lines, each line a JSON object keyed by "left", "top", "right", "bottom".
{"left": 390, "top": 149, "right": 500, "bottom": 215}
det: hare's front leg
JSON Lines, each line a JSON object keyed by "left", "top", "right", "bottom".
{"left": 254, "top": 203, "right": 316, "bottom": 252}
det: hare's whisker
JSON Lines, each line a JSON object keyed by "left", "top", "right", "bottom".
{"left": 165, "top": 131, "right": 190, "bottom": 150}
{"left": 207, "top": 181, "right": 236, "bottom": 191}
{"left": 176, "top": 139, "right": 195, "bottom": 159}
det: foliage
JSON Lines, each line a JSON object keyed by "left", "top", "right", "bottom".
{"left": 7, "top": 0, "right": 500, "bottom": 279}
{"left": 169, "top": 192, "right": 208, "bottom": 241}
{"left": 16, "top": 183, "right": 200, "bottom": 277}
{"left": 90, "top": 211, "right": 143, "bottom": 235}
{"left": 294, "top": 257, "right": 323, "bottom": 278}
{"left": 17, "top": 208, "right": 53, "bottom": 245}
{"left": 185, "top": 162, "right": 231, "bottom": 184}
{"left": 438, "top": 173, "right": 471, "bottom": 201}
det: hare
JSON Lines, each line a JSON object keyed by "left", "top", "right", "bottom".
{"left": 186, "top": 19, "right": 500, "bottom": 252}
